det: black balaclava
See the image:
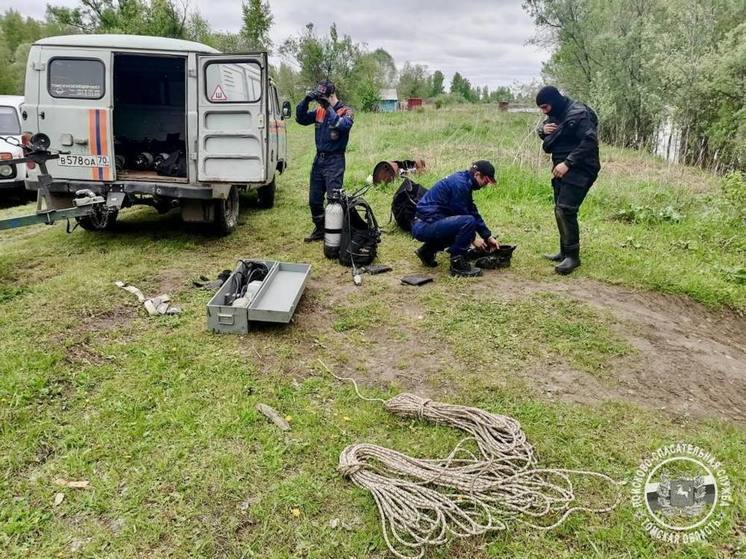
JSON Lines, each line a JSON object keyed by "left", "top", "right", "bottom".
{"left": 536, "top": 86, "right": 569, "bottom": 117}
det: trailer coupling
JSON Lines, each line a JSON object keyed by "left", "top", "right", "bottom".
{"left": 0, "top": 132, "right": 115, "bottom": 233}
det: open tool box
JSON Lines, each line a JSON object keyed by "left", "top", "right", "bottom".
{"left": 206, "top": 260, "right": 311, "bottom": 333}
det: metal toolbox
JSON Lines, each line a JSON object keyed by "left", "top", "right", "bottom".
{"left": 206, "top": 260, "right": 311, "bottom": 333}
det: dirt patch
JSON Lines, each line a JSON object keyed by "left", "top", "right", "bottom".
{"left": 471, "top": 273, "right": 746, "bottom": 424}
{"left": 240, "top": 264, "right": 745, "bottom": 424}
{"left": 245, "top": 274, "right": 454, "bottom": 398}
{"left": 155, "top": 268, "right": 190, "bottom": 295}
{"left": 53, "top": 306, "right": 137, "bottom": 366}
{"left": 68, "top": 306, "right": 138, "bottom": 337}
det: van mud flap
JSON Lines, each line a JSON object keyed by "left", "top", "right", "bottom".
{"left": 181, "top": 199, "right": 215, "bottom": 223}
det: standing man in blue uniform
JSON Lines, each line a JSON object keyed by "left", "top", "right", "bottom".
{"left": 412, "top": 160, "right": 499, "bottom": 278}
{"left": 296, "top": 80, "right": 354, "bottom": 242}
{"left": 536, "top": 85, "right": 600, "bottom": 275}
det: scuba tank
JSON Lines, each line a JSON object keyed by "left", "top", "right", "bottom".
{"left": 133, "top": 151, "right": 154, "bottom": 170}
{"left": 323, "top": 190, "right": 344, "bottom": 259}
{"left": 114, "top": 154, "right": 126, "bottom": 172}
{"left": 153, "top": 152, "right": 170, "bottom": 173}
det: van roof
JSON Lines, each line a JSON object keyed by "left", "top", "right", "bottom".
{"left": 34, "top": 34, "right": 221, "bottom": 54}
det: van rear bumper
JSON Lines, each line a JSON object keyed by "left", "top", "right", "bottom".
{"left": 25, "top": 179, "right": 215, "bottom": 200}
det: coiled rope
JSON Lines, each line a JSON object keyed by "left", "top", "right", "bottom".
{"left": 323, "top": 362, "right": 623, "bottom": 559}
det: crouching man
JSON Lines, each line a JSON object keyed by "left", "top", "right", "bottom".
{"left": 412, "top": 160, "right": 499, "bottom": 277}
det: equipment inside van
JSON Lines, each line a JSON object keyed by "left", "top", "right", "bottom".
{"left": 22, "top": 35, "right": 291, "bottom": 235}
{"left": 113, "top": 54, "right": 187, "bottom": 181}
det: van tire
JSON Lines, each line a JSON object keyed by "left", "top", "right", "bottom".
{"left": 257, "top": 177, "right": 276, "bottom": 209}
{"left": 213, "top": 185, "right": 239, "bottom": 235}
{"left": 76, "top": 209, "right": 118, "bottom": 231}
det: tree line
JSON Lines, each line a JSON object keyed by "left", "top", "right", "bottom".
{"left": 0, "top": 1, "right": 517, "bottom": 112}
{"left": 524, "top": 0, "right": 746, "bottom": 172}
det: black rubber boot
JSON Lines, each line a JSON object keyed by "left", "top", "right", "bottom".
{"left": 304, "top": 226, "right": 324, "bottom": 242}
{"left": 304, "top": 217, "right": 325, "bottom": 243}
{"left": 543, "top": 250, "right": 564, "bottom": 262}
{"left": 450, "top": 255, "right": 483, "bottom": 278}
{"left": 545, "top": 205, "right": 567, "bottom": 261}
{"left": 415, "top": 244, "right": 438, "bottom": 267}
{"left": 555, "top": 247, "right": 581, "bottom": 275}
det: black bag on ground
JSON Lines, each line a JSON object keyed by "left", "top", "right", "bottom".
{"left": 391, "top": 178, "right": 428, "bottom": 231}
{"left": 339, "top": 196, "right": 381, "bottom": 267}
{"left": 157, "top": 150, "right": 186, "bottom": 177}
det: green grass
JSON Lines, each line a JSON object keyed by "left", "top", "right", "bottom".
{"left": 0, "top": 107, "right": 744, "bottom": 558}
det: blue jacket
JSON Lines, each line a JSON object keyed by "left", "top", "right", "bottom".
{"left": 296, "top": 98, "right": 354, "bottom": 154}
{"left": 415, "top": 171, "right": 492, "bottom": 238}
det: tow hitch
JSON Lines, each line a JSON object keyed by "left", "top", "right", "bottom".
{"left": 0, "top": 133, "right": 111, "bottom": 232}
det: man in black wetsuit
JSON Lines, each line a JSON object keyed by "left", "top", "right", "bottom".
{"left": 536, "top": 85, "right": 600, "bottom": 275}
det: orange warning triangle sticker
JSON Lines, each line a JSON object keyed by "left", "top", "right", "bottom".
{"left": 210, "top": 84, "right": 228, "bottom": 101}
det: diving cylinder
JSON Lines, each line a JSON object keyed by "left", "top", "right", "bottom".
{"left": 153, "top": 153, "right": 170, "bottom": 173}
{"left": 323, "top": 191, "right": 344, "bottom": 259}
{"left": 134, "top": 151, "right": 154, "bottom": 170}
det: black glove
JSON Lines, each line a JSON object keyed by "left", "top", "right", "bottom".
{"left": 304, "top": 90, "right": 317, "bottom": 102}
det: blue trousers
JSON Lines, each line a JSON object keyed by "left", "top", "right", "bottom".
{"left": 412, "top": 215, "right": 477, "bottom": 257}
{"left": 309, "top": 153, "right": 345, "bottom": 224}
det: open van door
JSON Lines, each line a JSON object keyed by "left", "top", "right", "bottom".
{"left": 197, "top": 54, "right": 267, "bottom": 183}
{"left": 36, "top": 48, "right": 114, "bottom": 182}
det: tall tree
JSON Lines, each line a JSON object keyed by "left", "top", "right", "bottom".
{"left": 46, "top": 0, "right": 191, "bottom": 37}
{"left": 397, "top": 62, "right": 430, "bottom": 99}
{"left": 431, "top": 70, "right": 445, "bottom": 97}
{"left": 0, "top": 10, "right": 71, "bottom": 94}
{"left": 279, "top": 23, "right": 362, "bottom": 102}
{"left": 523, "top": 0, "right": 746, "bottom": 169}
{"left": 371, "top": 48, "right": 397, "bottom": 87}
{"left": 240, "top": 0, "right": 273, "bottom": 52}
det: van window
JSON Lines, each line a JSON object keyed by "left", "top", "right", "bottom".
{"left": 48, "top": 58, "right": 105, "bottom": 99}
{"left": 205, "top": 62, "right": 261, "bottom": 103}
{"left": 271, "top": 87, "right": 280, "bottom": 116}
{"left": 0, "top": 106, "right": 20, "bottom": 135}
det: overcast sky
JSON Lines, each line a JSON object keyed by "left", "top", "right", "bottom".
{"left": 7, "top": 0, "right": 551, "bottom": 89}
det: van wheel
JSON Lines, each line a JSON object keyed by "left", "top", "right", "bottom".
{"left": 213, "top": 185, "right": 239, "bottom": 235}
{"left": 257, "top": 178, "right": 276, "bottom": 209}
{"left": 76, "top": 209, "right": 118, "bottom": 231}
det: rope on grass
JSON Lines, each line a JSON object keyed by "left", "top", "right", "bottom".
{"left": 325, "top": 366, "right": 623, "bottom": 559}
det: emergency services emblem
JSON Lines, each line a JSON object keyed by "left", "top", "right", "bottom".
{"left": 630, "top": 443, "right": 733, "bottom": 545}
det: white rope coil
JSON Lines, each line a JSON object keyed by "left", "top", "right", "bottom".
{"left": 338, "top": 392, "right": 622, "bottom": 559}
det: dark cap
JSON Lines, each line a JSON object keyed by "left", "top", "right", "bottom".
{"left": 471, "top": 160, "right": 496, "bottom": 183}
{"left": 316, "top": 80, "right": 336, "bottom": 96}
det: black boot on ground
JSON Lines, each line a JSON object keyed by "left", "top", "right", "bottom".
{"left": 304, "top": 224, "right": 324, "bottom": 242}
{"left": 543, "top": 251, "right": 564, "bottom": 262}
{"left": 555, "top": 248, "right": 581, "bottom": 275}
{"left": 415, "top": 245, "right": 438, "bottom": 267}
{"left": 450, "top": 255, "right": 483, "bottom": 278}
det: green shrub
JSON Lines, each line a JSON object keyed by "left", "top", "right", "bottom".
{"left": 721, "top": 171, "right": 746, "bottom": 222}
{"left": 611, "top": 204, "right": 684, "bottom": 224}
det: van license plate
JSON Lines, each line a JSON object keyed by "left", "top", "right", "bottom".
{"left": 58, "top": 154, "right": 111, "bottom": 168}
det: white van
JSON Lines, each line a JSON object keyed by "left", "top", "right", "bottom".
{"left": 0, "top": 95, "right": 28, "bottom": 197}
{"left": 23, "top": 34, "right": 290, "bottom": 233}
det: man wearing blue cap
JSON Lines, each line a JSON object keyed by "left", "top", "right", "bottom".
{"left": 412, "top": 160, "right": 499, "bottom": 278}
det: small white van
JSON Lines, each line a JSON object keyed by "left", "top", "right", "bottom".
{"left": 23, "top": 34, "right": 290, "bottom": 233}
{"left": 0, "top": 95, "right": 28, "bottom": 197}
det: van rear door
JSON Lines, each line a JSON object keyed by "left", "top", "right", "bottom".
{"left": 36, "top": 48, "right": 114, "bottom": 182}
{"left": 197, "top": 54, "right": 267, "bottom": 183}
